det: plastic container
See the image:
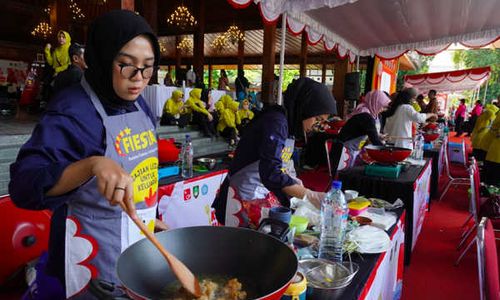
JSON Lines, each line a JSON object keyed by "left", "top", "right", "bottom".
{"left": 289, "top": 215, "right": 309, "bottom": 234}
{"left": 348, "top": 200, "right": 370, "bottom": 216}
{"left": 180, "top": 134, "right": 193, "bottom": 178}
{"left": 318, "top": 181, "right": 347, "bottom": 262}
{"left": 281, "top": 272, "right": 307, "bottom": 300}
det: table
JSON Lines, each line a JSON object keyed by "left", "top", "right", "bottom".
{"left": 302, "top": 209, "right": 406, "bottom": 300}
{"left": 423, "top": 142, "right": 445, "bottom": 201}
{"left": 338, "top": 160, "right": 432, "bottom": 265}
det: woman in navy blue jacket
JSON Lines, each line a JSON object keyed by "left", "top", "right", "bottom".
{"left": 10, "top": 10, "right": 161, "bottom": 298}
{"left": 218, "top": 77, "right": 337, "bottom": 228}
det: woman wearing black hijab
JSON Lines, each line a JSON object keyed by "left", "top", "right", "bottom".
{"left": 10, "top": 10, "right": 161, "bottom": 298}
{"left": 219, "top": 77, "right": 337, "bottom": 228}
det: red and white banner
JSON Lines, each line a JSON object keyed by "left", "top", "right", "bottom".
{"left": 158, "top": 170, "right": 228, "bottom": 229}
{"left": 404, "top": 67, "right": 491, "bottom": 93}
{"left": 412, "top": 162, "right": 432, "bottom": 251}
{"left": 360, "top": 212, "right": 406, "bottom": 300}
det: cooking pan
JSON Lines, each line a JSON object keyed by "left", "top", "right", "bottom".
{"left": 365, "top": 145, "right": 412, "bottom": 163}
{"left": 91, "top": 226, "right": 297, "bottom": 299}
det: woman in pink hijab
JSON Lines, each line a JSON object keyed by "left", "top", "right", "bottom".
{"left": 330, "top": 90, "right": 391, "bottom": 174}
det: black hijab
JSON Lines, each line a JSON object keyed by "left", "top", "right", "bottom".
{"left": 284, "top": 77, "right": 337, "bottom": 137}
{"left": 84, "top": 10, "right": 160, "bottom": 108}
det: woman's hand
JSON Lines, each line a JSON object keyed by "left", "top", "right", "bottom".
{"left": 207, "top": 112, "right": 213, "bottom": 122}
{"left": 46, "top": 43, "right": 51, "bottom": 50}
{"left": 426, "top": 113, "right": 438, "bottom": 122}
{"left": 90, "top": 157, "right": 136, "bottom": 218}
{"left": 305, "top": 189, "right": 325, "bottom": 209}
{"left": 154, "top": 218, "right": 169, "bottom": 232}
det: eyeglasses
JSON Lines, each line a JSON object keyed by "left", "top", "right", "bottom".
{"left": 117, "top": 63, "right": 157, "bottom": 79}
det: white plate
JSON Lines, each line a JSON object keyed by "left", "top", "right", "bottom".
{"left": 347, "top": 225, "right": 392, "bottom": 254}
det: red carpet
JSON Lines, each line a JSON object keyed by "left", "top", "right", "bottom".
{"left": 401, "top": 182, "right": 479, "bottom": 300}
{"left": 402, "top": 133, "right": 480, "bottom": 300}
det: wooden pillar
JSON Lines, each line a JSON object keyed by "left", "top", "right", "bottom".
{"left": 193, "top": 0, "right": 205, "bottom": 79}
{"left": 49, "top": 0, "right": 71, "bottom": 34}
{"left": 142, "top": 0, "right": 158, "bottom": 33}
{"left": 299, "top": 32, "right": 308, "bottom": 78}
{"left": 237, "top": 37, "right": 245, "bottom": 71}
{"left": 121, "top": 0, "right": 134, "bottom": 11}
{"left": 321, "top": 64, "right": 327, "bottom": 84}
{"left": 261, "top": 22, "right": 277, "bottom": 104}
{"left": 333, "top": 58, "right": 352, "bottom": 118}
{"left": 208, "top": 64, "right": 213, "bottom": 89}
{"left": 175, "top": 36, "right": 182, "bottom": 83}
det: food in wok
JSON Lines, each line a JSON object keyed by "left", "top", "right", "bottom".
{"left": 169, "top": 278, "right": 247, "bottom": 300}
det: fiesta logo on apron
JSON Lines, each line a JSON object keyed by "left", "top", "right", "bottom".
{"left": 114, "top": 127, "right": 157, "bottom": 157}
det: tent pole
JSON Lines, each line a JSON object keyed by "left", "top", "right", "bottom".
{"left": 277, "top": 12, "right": 287, "bottom": 106}
{"left": 483, "top": 82, "right": 488, "bottom": 102}
{"left": 356, "top": 56, "right": 360, "bottom": 72}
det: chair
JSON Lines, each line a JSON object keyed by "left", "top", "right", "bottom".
{"left": 325, "top": 139, "right": 350, "bottom": 178}
{"left": 476, "top": 217, "right": 500, "bottom": 300}
{"left": 455, "top": 161, "right": 479, "bottom": 265}
{"left": 440, "top": 138, "right": 470, "bottom": 201}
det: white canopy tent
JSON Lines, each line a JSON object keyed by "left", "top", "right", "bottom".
{"left": 404, "top": 67, "right": 491, "bottom": 93}
{"left": 228, "top": 0, "right": 500, "bottom": 104}
{"left": 229, "top": 0, "right": 500, "bottom": 60}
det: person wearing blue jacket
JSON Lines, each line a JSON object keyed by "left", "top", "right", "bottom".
{"left": 9, "top": 10, "right": 161, "bottom": 298}
{"left": 217, "top": 77, "right": 337, "bottom": 228}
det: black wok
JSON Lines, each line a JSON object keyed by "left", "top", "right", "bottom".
{"left": 93, "top": 226, "right": 298, "bottom": 299}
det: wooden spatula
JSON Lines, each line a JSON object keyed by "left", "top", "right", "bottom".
{"left": 120, "top": 202, "right": 201, "bottom": 298}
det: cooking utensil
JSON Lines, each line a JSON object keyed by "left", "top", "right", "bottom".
{"left": 423, "top": 133, "right": 439, "bottom": 142}
{"left": 92, "top": 226, "right": 298, "bottom": 299}
{"left": 119, "top": 203, "right": 201, "bottom": 298}
{"left": 364, "top": 145, "right": 412, "bottom": 163}
{"left": 196, "top": 157, "right": 217, "bottom": 170}
{"left": 299, "top": 259, "right": 359, "bottom": 290}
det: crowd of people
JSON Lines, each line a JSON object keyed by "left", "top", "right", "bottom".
{"left": 160, "top": 88, "right": 257, "bottom": 146}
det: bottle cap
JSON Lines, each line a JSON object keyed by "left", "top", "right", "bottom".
{"left": 332, "top": 180, "right": 342, "bottom": 190}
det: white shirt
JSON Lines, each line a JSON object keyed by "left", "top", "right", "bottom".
{"left": 186, "top": 69, "right": 196, "bottom": 85}
{"left": 384, "top": 104, "right": 427, "bottom": 149}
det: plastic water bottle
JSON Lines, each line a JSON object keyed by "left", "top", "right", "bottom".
{"left": 318, "top": 180, "right": 348, "bottom": 262}
{"left": 181, "top": 134, "right": 193, "bottom": 178}
{"left": 417, "top": 134, "right": 424, "bottom": 159}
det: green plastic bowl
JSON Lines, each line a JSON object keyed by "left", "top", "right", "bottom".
{"left": 289, "top": 215, "right": 309, "bottom": 234}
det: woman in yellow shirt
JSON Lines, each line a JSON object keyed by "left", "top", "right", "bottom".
{"left": 237, "top": 100, "right": 254, "bottom": 133}
{"left": 160, "top": 90, "right": 189, "bottom": 127}
{"left": 471, "top": 104, "right": 499, "bottom": 161}
{"left": 484, "top": 111, "right": 500, "bottom": 185}
{"left": 218, "top": 100, "right": 240, "bottom": 146}
{"left": 186, "top": 88, "right": 215, "bottom": 137}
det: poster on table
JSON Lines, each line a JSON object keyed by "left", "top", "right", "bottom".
{"left": 360, "top": 217, "right": 405, "bottom": 300}
{"left": 412, "top": 162, "right": 432, "bottom": 250}
{"left": 157, "top": 170, "right": 228, "bottom": 229}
